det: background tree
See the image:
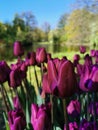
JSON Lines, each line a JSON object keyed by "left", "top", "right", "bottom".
{"left": 41, "top": 22, "right": 51, "bottom": 41}
{"left": 65, "top": 9, "right": 92, "bottom": 45}
{"left": 21, "top": 11, "right": 37, "bottom": 31}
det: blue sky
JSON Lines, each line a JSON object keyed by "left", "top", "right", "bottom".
{"left": 0, "top": 0, "right": 75, "bottom": 28}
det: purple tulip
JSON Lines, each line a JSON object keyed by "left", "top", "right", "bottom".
{"left": 89, "top": 102, "right": 98, "bottom": 116}
{"left": 64, "top": 122, "right": 78, "bottom": 130}
{"left": 13, "top": 41, "right": 24, "bottom": 57}
{"left": 67, "top": 100, "right": 80, "bottom": 117}
{"left": 80, "top": 46, "right": 86, "bottom": 54}
{"left": 8, "top": 108, "right": 26, "bottom": 130}
{"left": 31, "top": 103, "right": 51, "bottom": 130}
{"left": 36, "top": 47, "right": 47, "bottom": 64}
{"left": 85, "top": 66, "right": 98, "bottom": 91}
{"left": 42, "top": 58, "right": 77, "bottom": 98}
{"left": 84, "top": 54, "right": 92, "bottom": 66}
{"left": 95, "top": 56, "right": 98, "bottom": 64}
{"left": 0, "top": 61, "right": 11, "bottom": 83}
{"left": 47, "top": 53, "right": 52, "bottom": 61}
{"left": 73, "top": 54, "right": 80, "bottom": 67}
{"left": 95, "top": 50, "right": 98, "bottom": 57}
{"left": 13, "top": 96, "right": 21, "bottom": 109}
{"left": 79, "top": 119, "right": 97, "bottom": 130}
{"left": 26, "top": 52, "right": 36, "bottom": 66}
{"left": 10, "top": 61, "right": 27, "bottom": 80}
{"left": 90, "top": 49, "right": 96, "bottom": 57}
{"left": 73, "top": 54, "right": 80, "bottom": 61}
{"left": 79, "top": 65, "right": 91, "bottom": 91}
{"left": 9, "top": 68, "right": 22, "bottom": 88}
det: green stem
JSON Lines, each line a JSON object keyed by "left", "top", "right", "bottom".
{"left": 40, "top": 63, "right": 44, "bottom": 84}
{"left": 92, "top": 92, "right": 96, "bottom": 122}
{"left": 86, "top": 92, "right": 89, "bottom": 121}
{"left": 28, "top": 66, "right": 32, "bottom": 85}
{"left": 50, "top": 95, "right": 53, "bottom": 130}
{"left": 63, "top": 99, "right": 69, "bottom": 130}
{"left": 34, "top": 66, "right": 40, "bottom": 93}
{"left": 23, "top": 79, "right": 32, "bottom": 103}
{"left": 0, "top": 84, "right": 9, "bottom": 112}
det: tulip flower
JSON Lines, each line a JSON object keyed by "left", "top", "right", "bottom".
{"left": 80, "top": 46, "right": 86, "bottom": 54}
{"left": 73, "top": 54, "right": 80, "bottom": 61}
{"left": 85, "top": 66, "right": 98, "bottom": 91}
{"left": 90, "top": 49, "right": 96, "bottom": 57}
{"left": 36, "top": 47, "right": 47, "bottom": 64}
{"left": 0, "top": 61, "right": 11, "bottom": 83}
{"left": 9, "top": 68, "right": 22, "bottom": 88}
{"left": 13, "top": 96, "right": 21, "bottom": 109}
{"left": 47, "top": 53, "right": 52, "bottom": 61}
{"left": 79, "top": 64, "right": 91, "bottom": 91}
{"left": 8, "top": 108, "right": 26, "bottom": 130}
{"left": 84, "top": 54, "right": 92, "bottom": 67}
{"left": 67, "top": 100, "right": 80, "bottom": 117}
{"left": 73, "top": 54, "right": 80, "bottom": 67}
{"left": 31, "top": 103, "right": 51, "bottom": 130}
{"left": 95, "top": 50, "right": 98, "bottom": 57}
{"left": 64, "top": 122, "right": 78, "bottom": 130}
{"left": 26, "top": 52, "right": 36, "bottom": 66}
{"left": 42, "top": 58, "right": 77, "bottom": 98}
{"left": 13, "top": 41, "right": 24, "bottom": 57}
{"left": 79, "top": 119, "right": 97, "bottom": 130}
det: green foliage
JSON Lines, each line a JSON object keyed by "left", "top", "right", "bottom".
{"left": 65, "top": 9, "right": 92, "bottom": 44}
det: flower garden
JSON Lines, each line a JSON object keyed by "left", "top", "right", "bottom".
{"left": 0, "top": 41, "right": 98, "bottom": 130}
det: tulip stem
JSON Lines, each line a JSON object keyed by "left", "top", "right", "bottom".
{"left": 63, "top": 99, "right": 69, "bottom": 130}
{"left": 86, "top": 92, "right": 89, "bottom": 121}
{"left": 40, "top": 63, "right": 44, "bottom": 84}
{"left": 28, "top": 66, "right": 32, "bottom": 85}
{"left": 34, "top": 66, "right": 40, "bottom": 95}
{"left": 0, "top": 84, "right": 9, "bottom": 113}
{"left": 92, "top": 92, "right": 96, "bottom": 122}
{"left": 50, "top": 95, "right": 53, "bottom": 129}
{"left": 23, "top": 80, "right": 32, "bottom": 103}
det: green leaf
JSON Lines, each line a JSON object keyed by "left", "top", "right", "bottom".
{"left": 25, "top": 98, "right": 33, "bottom": 130}
{"left": 3, "top": 112, "right": 10, "bottom": 130}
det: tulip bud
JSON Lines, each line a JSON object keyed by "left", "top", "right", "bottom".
{"left": 90, "top": 49, "right": 96, "bottom": 57}
{"left": 73, "top": 54, "right": 80, "bottom": 67}
{"left": 80, "top": 46, "right": 86, "bottom": 54}
{"left": 43, "top": 58, "right": 77, "bottom": 98}
{"left": 36, "top": 47, "right": 47, "bottom": 64}
{"left": 13, "top": 41, "right": 24, "bottom": 57}
{"left": 31, "top": 103, "right": 51, "bottom": 130}
{"left": 64, "top": 122, "right": 78, "bottom": 130}
{"left": 8, "top": 108, "right": 26, "bottom": 130}
{"left": 13, "top": 96, "right": 21, "bottom": 109}
{"left": 79, "top": 119, "right": 97, "bottom": 130}
{"left": 67, "top": 100, "right": 80, "bottom": 117}
{"left": 9, "top": 68, "right": 22, "bottom": 88}
{"left": 0, "top": 61, "right": 11, "bottom": 83}
{"left": 26, "top": 52, "right": 36, "bottom": 66}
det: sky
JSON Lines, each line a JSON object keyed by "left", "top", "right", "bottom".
{"left": 0, "top": 0, "right": 75, "bottom": 29}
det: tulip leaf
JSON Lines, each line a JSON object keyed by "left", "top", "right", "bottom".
{"left": 3, "top": 112, "right": 10, "bottom": 130}
{"left": 26, "top": 98, "right": 33, "bottom": 130}
{"left": 53, "top": 96, "right": 64, "bottom": 129}
{"left": 7, "top": 94, "right": 14, "bottom": 110}
{"left": 37, "top": 94, "right": 43, "bottom": 105}
{"left": 2, "top": 84, "right": 13, "bottom": 110}
{"left": 18, "top": 85, "right": 26, "bottom": 111}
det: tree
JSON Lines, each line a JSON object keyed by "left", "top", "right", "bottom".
{"left": 57, "top": 13, "right": 68, "bottom": 29}
{"left": 21, "top": 11, "right": 37, "bottom": 31}
{"left": 0, "top": 22, "right": 6, "bottom": 39}
{"left": 74, "top": 0, "right": 98, "bottom": 13}
{"left": 65, "top": 9, "right": 92, "bottom": 44}
{"left": 41, "top": 22, "right": 51, "bottom": 41}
